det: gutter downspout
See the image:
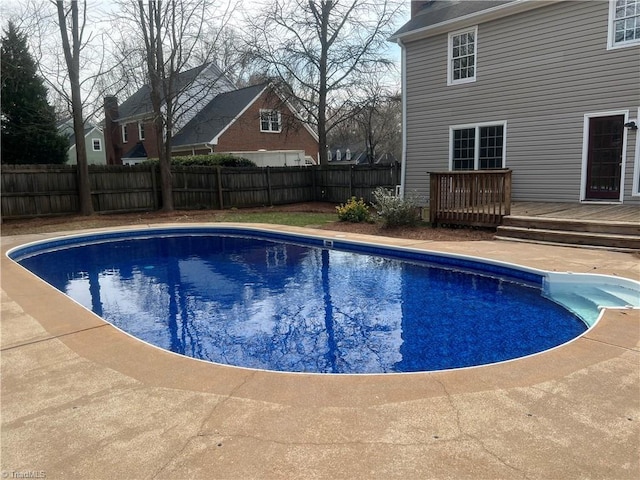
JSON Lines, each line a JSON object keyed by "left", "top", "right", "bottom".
{"left": 397, "top": 38, "right": 408, "bottom": 198}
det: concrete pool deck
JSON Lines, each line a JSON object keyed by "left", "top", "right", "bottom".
{"left": 1, "top": 224, "right": 639, "bottom": 479}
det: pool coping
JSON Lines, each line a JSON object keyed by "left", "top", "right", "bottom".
{"left": 2, "top": 223, "right": 639, "bottom": 478}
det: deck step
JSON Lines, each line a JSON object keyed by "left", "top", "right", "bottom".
{"left": 495, "top": 224, "right": 640, "bottom": 250}
{"left": 502, "top": 216, "right": 640, "bottom": 236}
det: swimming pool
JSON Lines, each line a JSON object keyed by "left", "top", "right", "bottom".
{"left": 8, "top": 226, "right": 640, "bottom": 374}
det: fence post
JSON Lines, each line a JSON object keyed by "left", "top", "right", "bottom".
{"left": 504, "top": 170, "right": 512, "bottom": 216}
{"left": 429, "top": 173, "right": 438, "bottom": 226}
{"left": 150, "top": 163, "right": 159, "bottom": 210}
{"left": 349, "top": 165, "right": 354, "bottom": 198}
{"left": 312, "top": 165, "right": 319, "bottom": 201}
{"left": 216, "top": 166, "right": 224, "bottom": 209}
{"left": 266, "top": 166, "right": 273, "bottom": 206}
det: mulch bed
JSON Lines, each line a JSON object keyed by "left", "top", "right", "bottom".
{"left": 1, "top": 202, "right": 495, "bottom": 242}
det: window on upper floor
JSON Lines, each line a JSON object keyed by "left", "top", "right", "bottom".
{"left": 138, "top": 122, "right": 145, "bottom": 140}
{"left": 260, "top": 109, "right": 281, "bottom": 133}
{"left": 609, "top": 0, "right": 640, "bottom": 48}
{"left": 92, "top": 138, "right": 102, "bottom": 151}
{"left": 448, "top": 26, "right": 477, "bottom": 85}
{"left": 450, "top": 122, "right": 506, "bottom": 170}
{"left": 121, "top": 124, "right": 128, "bottom": 143}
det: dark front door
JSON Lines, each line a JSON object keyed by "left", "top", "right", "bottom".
{"left": 585, "top": 115, "right": 624, "bottom": 200}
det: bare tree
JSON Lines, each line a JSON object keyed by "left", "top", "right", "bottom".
{"left": 354, "top": 84, "right": 401, "bottom": 163}
{"left": 53, "top": 0, "right": 92, "bottom": 214}
{"left": 327, "top": 84, "right": 401, "bottom": 163}
{"left": 117, "top": 0, "right": 237, "bottom": 212}
{"left": 6, "top": 0, "right": 125, "bottom": 123}
{"left": 246, "top": 0, "right": 402, "bottom": 165}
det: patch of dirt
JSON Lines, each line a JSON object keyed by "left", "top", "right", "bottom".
{"left": 317, "top": 221, "right": 495, "bottom": 241}
{"left": 1, "top": 202, "right": 495, "bottom": 242}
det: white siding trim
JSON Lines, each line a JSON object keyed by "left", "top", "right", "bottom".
{"left": 448, "top": 120, "right": 507, "bottom": 170}
{"left": 632, "top": 107, "right": 640, "bottom": 196}
{"left": 398, "top": 39, "right": 407, "bottom": 197}
{"left": 607, "top": 0, "right": 640, "bottom": 50}
{"left": 580, "top": 110, "right": 629, "bottom": 203}
{"left": 447, "top": 26, "right": 478, "bottom": 86}
{"left": 259, "top": 109, "right": 282, "bottom": 133}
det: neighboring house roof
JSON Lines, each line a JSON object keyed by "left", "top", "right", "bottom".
{"left": 389, "top": 0, "right": 549, "bottom": 42}
{"left": 116, "top": 63, "right": 230, "bottom": 121}
{"left": 328, "top": 144, "right": 367, "bottom": 164}
{"left": 122, "top": 141, "right": 147, "bottom": 159}
{"left": 67, "top": 125, "right": 102, "bottom": 148}
{"left": 172, "top": 83, "right": 268, "bottom": 147}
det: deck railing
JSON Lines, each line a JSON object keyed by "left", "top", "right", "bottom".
{"left": 429, "top": 169, "right": 512, "bottom": 227}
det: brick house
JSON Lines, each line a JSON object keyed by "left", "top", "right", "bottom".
{"left": 104, "top": 64, "right": 319, "bottom": 166}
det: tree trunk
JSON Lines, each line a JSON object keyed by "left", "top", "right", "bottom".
{"left": 57, "top": 0, "right": 93, "bottom": 215}
{"left": 141, "top": 0, "right": 173, "bottom": 211}
{"left": 158, "top": 123, "right": 174, "bottom": 211}
{"left": 317, "top": 1, "right": 331, "bottom": 166}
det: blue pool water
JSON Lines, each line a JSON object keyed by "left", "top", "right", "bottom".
{"left": 12, "top": 228, "right": 592, "bottom": 374}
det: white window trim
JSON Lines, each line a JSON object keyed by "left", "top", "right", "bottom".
{"left": 607, "top": 0, "right": 640, "bottom": 50}
{"left": 138, "top": 122, "right": 145, "bottom": 140}
{"left": 260, "top": 109, "right": 282, "bottom": 133}
{"left": 632, "top": 108, "right": 640, "bottom": 196}
{"left": 447, "top": 25, "right": 478, "bottom": 86}
{"left": 448, "top": 120, "right": 507, "bottom": 170}
{"left": 92, "top": 138, "right": 102, "bottom": 151}
{"left": 121, "top": 124, "right": 128, "bottom": 143}
{"left": 580, "top": 110, "right": 629, "bottom": 203}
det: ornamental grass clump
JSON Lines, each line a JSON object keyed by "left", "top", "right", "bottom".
{"left": 336, "top": 197, "right": 371, "bottom": 223}
{"left": 372, "top": 187, "right": 422, "bottom": 228}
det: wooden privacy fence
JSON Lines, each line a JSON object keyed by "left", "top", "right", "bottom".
{"left": 1, "top": 163, "right": 400, "bottom": 219}
{"left": 429, "top": 169, "right": 512, "bottom": 227}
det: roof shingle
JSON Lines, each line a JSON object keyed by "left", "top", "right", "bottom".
{"left": 171, "top": 83, "right": 268, "bottom": 147}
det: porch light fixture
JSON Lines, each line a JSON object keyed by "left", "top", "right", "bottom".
{"left": 623, "top": 121, "right": 638, "bottom": 130}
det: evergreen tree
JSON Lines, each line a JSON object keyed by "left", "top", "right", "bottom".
{"left": 1, "top": 22, "right": 68, "bottom": 164}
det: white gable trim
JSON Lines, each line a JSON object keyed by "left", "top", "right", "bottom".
{"left": 275, "top": 89, "right": 320, "bottom": 142}
{"left": 210, "top": 85, "right": 269, "bottom": 145}
{"left": 391, "top": 0, "right": 562, "bottom": 43}
{"left": 83, "top": 126, "right": 103, "bottom": 139}
{"left": 210, "top": 84, "right": 320, "bottom": 145}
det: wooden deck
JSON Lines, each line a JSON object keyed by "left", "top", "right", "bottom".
{"left": 498, "top": 202, "right": 640, "bottom": 250}
{"left": 510, "top": 202, "right": 640, "bottom": 223}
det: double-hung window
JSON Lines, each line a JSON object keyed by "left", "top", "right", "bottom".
{"left": 608, "top": 0, "right": 640, "bottom": 48}
{"left": 448, "top": 26, "right": 477, "bottom": 85}
{"left": 260, "top": 109, "right": 281, "bottom": 133}
{"left": 92, "top": 138, "right": 102, "bottom": 151}
{"left": 138, "top": 122, "right": 145, "bottom": 140}
{"left": 450, "top": 122, "right": 506, "bottom": 170}
{"left": 121, "top": 124, "right": 128, "bottom": 143}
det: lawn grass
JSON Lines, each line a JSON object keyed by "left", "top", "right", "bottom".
{"left": 211, "top": 210, "right": 338, "bottom": 227}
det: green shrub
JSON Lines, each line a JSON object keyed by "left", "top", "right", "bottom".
{"left": 372, "top": 187, "right": 421, "bottom": 228}
{"left": 336, "top": 197, "right": 371, "bottom": 223}
{"left": 143, "top": 154, "right": 256, "bottom": 167}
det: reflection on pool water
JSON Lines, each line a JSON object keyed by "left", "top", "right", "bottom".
{"left": 10, "top": 228, "right": 638, "bottom": 374}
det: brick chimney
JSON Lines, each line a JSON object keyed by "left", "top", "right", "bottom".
{"left": 104, "top": 96, "right": 122, "bottom": 165}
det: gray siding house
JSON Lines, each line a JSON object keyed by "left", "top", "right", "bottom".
{"left": 58, "top": 119, "right": 107, "bottom": 165}
{"left": 391, "top": 0, "right": 640, "bottom": 205}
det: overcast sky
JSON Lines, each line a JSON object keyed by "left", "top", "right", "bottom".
{"left": 0, "top": 0, "right": 409, "bottom": 96}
